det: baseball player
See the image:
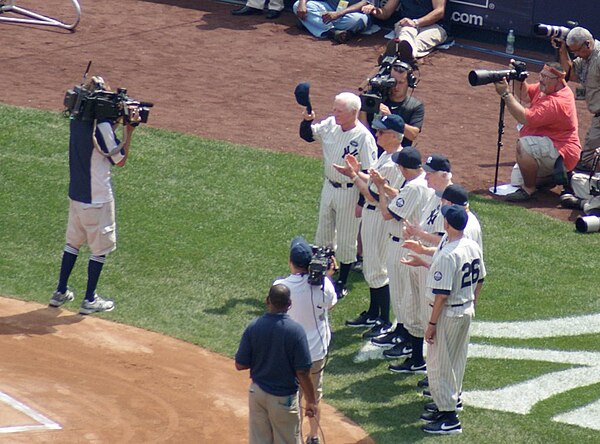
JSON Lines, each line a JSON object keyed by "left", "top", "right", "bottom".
{"left": 333, "top": 114, "right": 405, "bottom": 338}
{"left": 382, "top": 155, "right": 452, "bottom": 371}
{"left": 418, "top": 204, "right": 486, "bottom": 434}
{"left": 300, "top": 92, "right": 378, "bottom": 298}
{"left": 371, "top": 146, "right": 433, "bottom": 374}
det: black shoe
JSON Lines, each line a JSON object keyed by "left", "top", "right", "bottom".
{"left": 362, "top": 321, "right": 393, "bottom": 339}
{"left": 351, "top": 256, "right": 363, "bottom": 273}
{"left": 335, "top": 280, "right": 348, "bottom": 299}
{"left": 232, "top": 5, "right": 262, "bottom": 15}
{"left": 422, "top": 389, "right": 433, "bottom": 398}
{"left": 417, "top": 376, "right": 429, "bottom": 388}
{"left": 398, "top": 39, "right": 415, "bottom": 64}
{"left": 424, "top": 399, "right": 463, "bottom": 413}
{"left": 389, "top": 358, "right": 426, "bottom": 374}
{"left": 345, "top": 311, "right": 378, "bottom": 328}
{"left": 421, "top": 412, "right": 462, "bottom": 435}
{"left": 383, "top": 342, "right": 413, "bottom": 358}
{"left": 370, "top": 329, "right": 404, "bottom": 348}
{"left": 420, "top": 410, "right": 445, "bottom": 423}
{"left": 559, "top": 193, "right": 583, "bottom": 210}
{"left": 266, "top": 9, "right": 281, "bottom": 19}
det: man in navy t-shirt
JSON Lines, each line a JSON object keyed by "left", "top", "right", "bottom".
{"left": 236, "top": 284, "right": 317, "bottom": 444}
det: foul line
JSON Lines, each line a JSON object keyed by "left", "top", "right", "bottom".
{"left": 0, "top": 391, "right": 61, "bottom": 434}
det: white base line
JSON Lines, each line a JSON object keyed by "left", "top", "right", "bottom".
{"left": 0, "top": 391, "right": 61, "bottom": 434}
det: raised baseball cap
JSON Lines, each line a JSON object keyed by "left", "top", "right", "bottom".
{"left": 290, "top": 236, "right": 312, "bottom": 268}
{"left": 392, "top": 146, "right": 422, "bottom": 169}
{"left": 442, "top": 184, "right": 469, "bottom": 206}
{"left": 372, "top": 114, "right": 406, "bottom": 134}
{"left": 441, "top": 204, "right": 468, "bottom": 231}
{"left": 423, "top": 154, "right": 451, "bottom": 173}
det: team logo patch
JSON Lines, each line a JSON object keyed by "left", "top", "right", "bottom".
{"left": 433, "top": 271, "right": 443, "bottom": 281}
{"left": 395, "top": 198, "right": 405, "bottom": 207}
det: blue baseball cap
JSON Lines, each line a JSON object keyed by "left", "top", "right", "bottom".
{"left": 441, "top": 204, "right": 468, "bottom": 231}
{"left": 423, "top": 154, "right": 451, "bottom": 173}
{"left": 392, "top": 146, "right": 422, "bottom": 169}
{"left": 442, "top": 184, "right": 469, "bottom": 206}
{"left": 372, "top": 114, "right": 406, "bottom": 134}
{"left": 290, "top": 236, "right": 312, "bottom": 268}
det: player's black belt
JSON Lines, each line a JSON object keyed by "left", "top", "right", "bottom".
{"left": 366, "top": 204, "right": 377, "bottom": 210}
{"left": 328, "top": 179, "right": 354, "bottom": 189}
{"left": 391, "top": 235, "right": 402, "bottom": 242}
{"left": 429, "top": 302, "right": 470, "bottom": 307}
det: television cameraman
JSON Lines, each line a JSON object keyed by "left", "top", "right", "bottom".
{"left": 359, "top": 59, "right": 424, "bottom": 147}
{"left": 274, "top": 236, "right": 337, "bottom": 444}
{"left": 555, "top": 27, "right": 600, "bottom": 173}
{"left": 493, "top": 62, "right": 581, "bottom": 202}
{"left": 49, "top": 75, "right": 138, "bottom": 315}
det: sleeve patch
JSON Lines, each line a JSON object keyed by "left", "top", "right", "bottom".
{"left": 433, "top": 271, "right": 443, "bottom": 281}
{"left": 395, "top": 197, "right": 405, "bottom": 208}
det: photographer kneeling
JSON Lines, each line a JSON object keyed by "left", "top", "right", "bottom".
{"left": 494, "top": 62, "right": 581, "bottom": 202}
{"left": 274, "top": 236, "right": 337, "bottom": 444}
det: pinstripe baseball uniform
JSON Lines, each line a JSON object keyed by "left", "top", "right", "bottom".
{"left": 312, "top": 116, "right": 378, "bottom": 263}
{"left": 361, "top": 151, "right": 404, "bottom": 288}
{"left": 426, "top": 237, "right": 486, "bottom": 412}
{"left": 387, "top": 172, "right": 433, "bottom": 332}
{"left": 412, "top": 193, "right": 445, "bottom": 332}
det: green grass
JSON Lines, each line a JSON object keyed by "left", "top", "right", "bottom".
{"left": 1, "top": 103, "right": 600, "bottom": 443}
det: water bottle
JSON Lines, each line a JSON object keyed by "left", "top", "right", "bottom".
{"left": 506, "top": 29, "right": 515, "bottom": 54}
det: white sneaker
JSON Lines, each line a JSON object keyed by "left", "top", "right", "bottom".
{"left": 79, "top": 294, "right": 115, "bottom": 315}
{"left": 49, "top": 289, "right": 75, "bottom": 307}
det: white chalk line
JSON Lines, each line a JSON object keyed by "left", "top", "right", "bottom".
{"left": 0, "top": 391, "right": 61, "bottom": 434}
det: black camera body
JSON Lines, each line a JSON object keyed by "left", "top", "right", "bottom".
{"left": 64, "top": 85, "right": 153, "bottom": 126}
{"left": 360, "top": 56, "right": 417, "bottom": 114}
{"left": 468, "top": 60, "right": 529, "bottom": 87}
{"left": 307, "top": 245, "right": 335, "bottom": 286}
{"left": 533, "top": 22, "right": 577, "bottom": 41}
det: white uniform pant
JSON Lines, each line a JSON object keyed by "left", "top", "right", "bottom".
{"left": 394, "top": 24, "right": 447, "bottom": 58}
{"left": 315, "top": 180, "right": 360, "bottom": 264}
{"left": 361, "top": 206, "right": 389, "bottom": 289}
{"left": 427, "top": 313, "right": 472, "bottom": 412}
{"left": 387, "top": 239, "right": 409, "bottom": 325}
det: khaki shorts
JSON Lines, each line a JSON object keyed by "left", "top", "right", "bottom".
{"left": 511, "top": 136, "right": 559, "bottom": 185}
{"left": 299, "top": 359, "right": 324, "bottom": 404}
{"left": 66, "top": 199, "right": 116, "bottom": 256}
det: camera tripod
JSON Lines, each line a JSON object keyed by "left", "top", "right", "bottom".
{"left": 0, "top": 0, "right": 80, "bottom": 31}
{"left": 491, "top": 96, "right": 506, "bottom": 194}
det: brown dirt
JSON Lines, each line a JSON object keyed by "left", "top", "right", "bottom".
{"left": 0, "top": 0, "right": 592, "bottom": 441}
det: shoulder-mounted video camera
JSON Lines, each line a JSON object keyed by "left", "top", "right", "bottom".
{"left": 63, "top": 62, "right": 153, "bottom": 126}
{"left": 307, "top": 245, "right": 335, "bottom": 286}
{"left": 360, "top": 56, "right": 418, "bottom": 114}
{"left": 468, "top": 60, "right": 529, "bottom": 87}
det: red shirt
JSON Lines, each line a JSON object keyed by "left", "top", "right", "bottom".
{"left": 520, "top": 82, "right": 581, "bottom": 171}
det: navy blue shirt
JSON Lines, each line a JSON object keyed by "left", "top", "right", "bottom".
{"left": 235, "top": 313, "right": 312, "bottom": 396}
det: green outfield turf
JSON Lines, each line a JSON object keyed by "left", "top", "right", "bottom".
{"left": 1, "top": 104, "right": 600, "bottom": 443}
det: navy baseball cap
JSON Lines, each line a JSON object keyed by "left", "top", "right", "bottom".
{"left": 441, "top": 204, "right": 468, "bottom": 231}
{"left": 442, "top": 184, "right": 469, "bottom": 206}
{"left": 423, "top": 154, "right": 451, "bottom": 173}
{"left": 372, "top": 114, "right": 405, "bottom": 134}
{"left": 290, "top": 236, "right": 312, "bottom": 268}
{"left": 392, "top": 146, "right": 422, "bottom": 169}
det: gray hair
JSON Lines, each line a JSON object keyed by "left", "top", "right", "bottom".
{"left": 335, "top": 92, "right": 362, "bottom": 114}
{"left": 567, "top": 27, "right": 594, "bottom": 47}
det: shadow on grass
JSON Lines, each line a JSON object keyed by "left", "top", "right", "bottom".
{"left": 204, "top": 296, "right": 264, "bottom": 316}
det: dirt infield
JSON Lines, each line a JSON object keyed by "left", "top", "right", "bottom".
{"left": 0, "top": 0, "right": 592, "bottom": 441}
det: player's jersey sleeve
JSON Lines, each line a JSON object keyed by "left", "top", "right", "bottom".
{"left": 427, "top": 251, "right": 455, "bottom": 294}
{"left": 96, "top": 121, "right": 124, "bottom": 165}
{"left": 357, "top": 126, "right": 378, "bottom": 170}
{"left": 311, "top": 116, "right": 334, "bottom": 144}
